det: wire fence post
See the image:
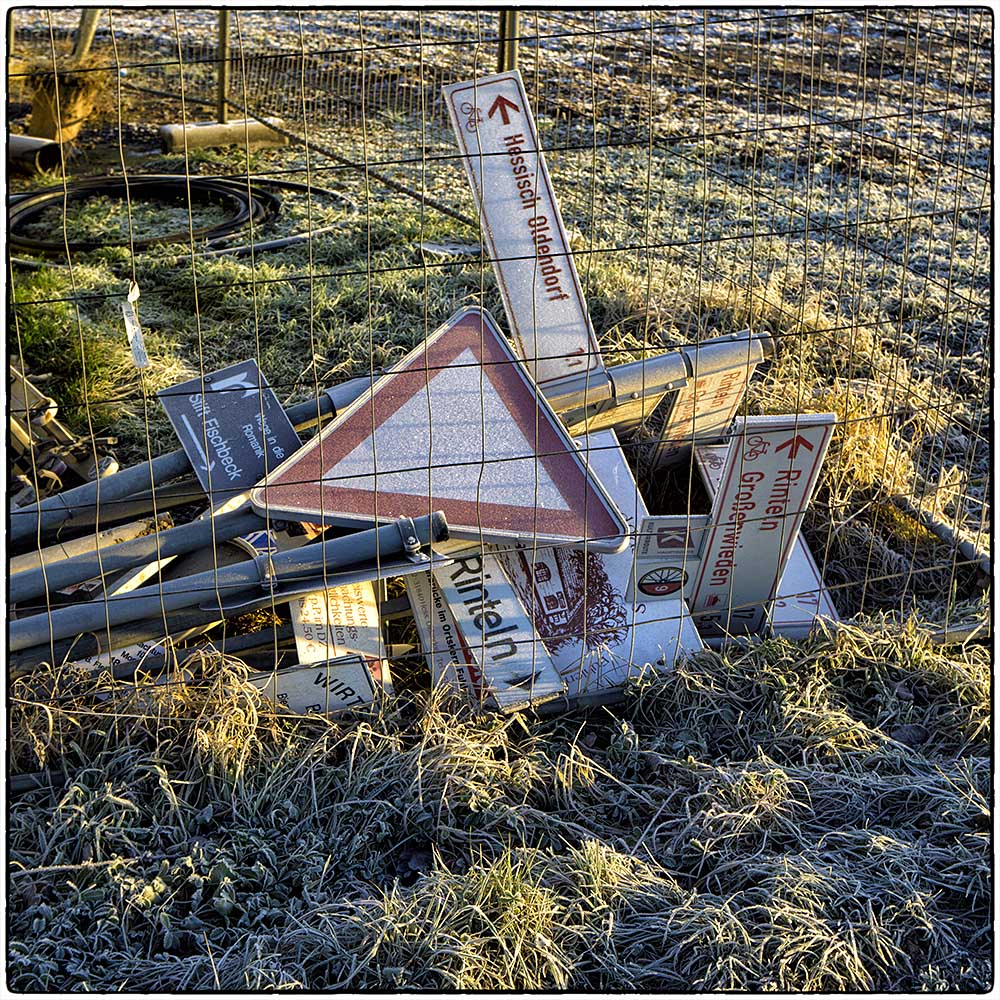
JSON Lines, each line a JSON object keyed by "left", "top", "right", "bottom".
{"left": 216, "top": 9, "right": 230, "bottom": 123}
{"left": 70, "top": 7, "right": 101, "bottom": 62}
{"left": 497, "top": 9, "right": 519, "bottom": 73}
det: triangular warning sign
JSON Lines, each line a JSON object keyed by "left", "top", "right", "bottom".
{"left": 251, "top": 308, "right": 627, "bottom": 552}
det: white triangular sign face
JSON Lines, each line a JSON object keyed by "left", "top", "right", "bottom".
{"left": 251, "top": 308, "right": 627, "bottom": 552}
{"left": 324, "top": 348, "right": 570, "bottom": 511}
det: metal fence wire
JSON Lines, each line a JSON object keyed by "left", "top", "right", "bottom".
{"left": 6, "top": 8, "right": 992, "bottom": 714}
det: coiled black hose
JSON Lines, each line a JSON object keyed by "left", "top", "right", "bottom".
{"left": 7, "top": 174, "right": 290, "bottom": 255}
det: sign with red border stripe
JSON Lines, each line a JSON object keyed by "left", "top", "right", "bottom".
{"left": 688, "top": 413, "right": 837, "bottom": 636}
{"left": 443, "top": 71, "right": 605, "bottom": 388}
{"left": 251, "top": 308, "right": 627, "bottom": 552}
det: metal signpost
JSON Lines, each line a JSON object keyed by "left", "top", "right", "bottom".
{"left": 251, "top": 308, "right": 628, "bottom": 553}
{"left": 10, "top": 513, "right": 449, "bottom": 653}
{"left": 158, "top": 359, "right": 301, "bottom": 506}
{"left": 443, "top": 71, "right": 610, "bottom": 394}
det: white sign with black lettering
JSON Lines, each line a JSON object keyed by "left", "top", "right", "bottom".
{"left": 406, "top": 569, "right": 484, "bottom": 706}
{"left": 73, "top": 638, "right": 170, "bottom": 673}
{"left": 432, "top": 550, "right": 566, "bottom": 711}
{"left": 249, "top": 654, "right": 379, "bottom": 715}
{"left": 689, "top": 413, "right": 837, "bottom": 636}
{"left": 292, "top": 580, "right": 386, "bottom": 670}
{"left": 443, "top": 71, "right": 604, "bottom": 387}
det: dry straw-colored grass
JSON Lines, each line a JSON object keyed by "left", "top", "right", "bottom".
{"left": 8, "top": 626, "right": 990, "bottom": 991}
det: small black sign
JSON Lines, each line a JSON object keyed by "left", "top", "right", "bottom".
{"left": 158, "top": 359, "right": 301, "bottom": 505}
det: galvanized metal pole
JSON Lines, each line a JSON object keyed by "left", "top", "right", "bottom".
{"left": 10, "top": 605, "right": 231, "bottom": 676}
{"left": 71, "top": 8, "right": 101, "bottom": 62}
{"left": 51, "top": 479, "right": 206, "bottom": 534}
{"left": 10, "top": 505, "right": 263, "bottom": 603}
{"left": 9, "top": 516, "right": 168, "bottom": 577}
{"left": 216, "top": 10, "right": 230, "bottom": 124}
{"left": 10, "top": 513, "right": 448, "bottom": 650}
{"left": 497, "top": 10, "right": 519, "bottom": 73}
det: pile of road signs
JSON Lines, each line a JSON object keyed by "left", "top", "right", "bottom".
{"left": 9, "top": 69, "right": 840, "bottom": 718}
{"left": 10, "top": 361, "right": 119, "bottom": 507}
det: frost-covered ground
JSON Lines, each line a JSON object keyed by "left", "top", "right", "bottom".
{"left": 7, "top": 7, "right": 992, "bottom": 992}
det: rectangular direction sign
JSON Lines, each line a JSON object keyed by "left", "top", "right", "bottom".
{"left": 408, "top": 549, "right": 567, "bottom": 712}
{"left": 158, "top": 359, "right": 301, "bottom": 504}
{"left": 694, "top": 441, "right": 839, "bottom": 639}
{"left": 497, "top": 430, "right": 703, "bottom": 697}
{"left": 249, "top": 654, "right": 381, "bottom": 715}
{"left": 646, "top": 332, "right": 771, "bottom": 466}
{"left": 688, "top": 413, "right": 837, "bottom": 636}
{"left": 406, "top": 569, "right": 483, "bottom": 705}
{"left": 292, "top": 580, "right": 388, "bottom": 681}
{"left": 443, "top": 71, "right": 606, "bottom": 389}
{"left": 73, "top": 637, "right": 171, "bottom": 673}
{"left": 651, "top": 366, "right": 751, "bottom": 466}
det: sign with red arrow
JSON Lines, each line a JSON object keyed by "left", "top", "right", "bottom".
{"left": 693, "top": 440, "right": 840, "bottom": 641}
{"left": 250, "top": 308, "right": 628, "bottom": 552}
{"left": 688, "top": 413, "right": 837, "bottom": 636}
{"left": 443, "top": 70, "right": 606, "bottom": 390}
{"left": 776, "top": 434, "right": 814, "bottom": 459}
{"left": 487, "top": 94, "right": 519, "bottom": 125}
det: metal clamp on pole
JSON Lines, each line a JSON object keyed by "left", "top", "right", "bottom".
{"left": 395, "top": 516, "right": 421, "bottom": 556}
{"left": 257, "top": 551, "right": 279, "bottom": 592}
{"left": 10, "top": 512, "right": 450, "bottom": 652}
{"left": 552, "top": 350, "right": 688, "bottom": 436}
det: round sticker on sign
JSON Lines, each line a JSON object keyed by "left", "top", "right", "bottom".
{"left": 637, "top": 566, "right": 687, "bottom": 597}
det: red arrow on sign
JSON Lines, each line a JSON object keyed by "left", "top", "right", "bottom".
{"left": 776, "top": 434, "right": 814, "bottom": 459}
{"left": 487, "top": 95, "right": 520, "bottom": 125}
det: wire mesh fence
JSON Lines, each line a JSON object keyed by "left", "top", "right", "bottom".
{"left": 5, "top": 10, "right": 992, "bottom": 702}
{"left": 9, "top": 6, "right": 990, "bottom": 626}
{"left": 5, "top": 7, "right": 993, "bottom": 992}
